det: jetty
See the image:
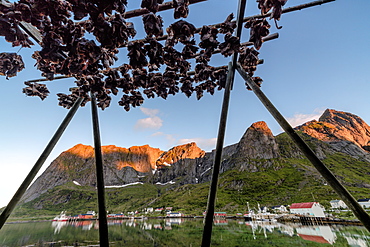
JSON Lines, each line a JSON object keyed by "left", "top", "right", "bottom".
{"left": 277, "top": 214, "right": 362, "bottom": 226}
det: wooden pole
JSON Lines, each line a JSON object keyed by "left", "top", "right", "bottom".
{"left": 201, "top": 62, "right": 234, "bottom": 247}
{"left": 201, "top": 1, "right": 247, "bottom": 246}
{"left": 0, "top": 97, "right": 83, "bottom": 230}
{"left": 90, "top": 92, "right": 109, "bottom": 246}
{"left": 235, "top": 62, "right": 370, "bottom": 232}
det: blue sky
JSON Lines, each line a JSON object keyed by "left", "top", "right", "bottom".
{"left": 0, "top": 0, "right": 369, "bottom": 207}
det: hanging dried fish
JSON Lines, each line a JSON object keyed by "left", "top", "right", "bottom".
{"left": 22, "top": 81, "right": 50, "bottom": 100}
{"left": 162, "top": 69, "right": 179, "bottom": 98}
{"left": 127, "top": 41, "right": 148, "bottom": 69}
{"left": 0, "top": 1, "right": 281, "bottom": 111}
{"left": 132, "top": 68, "right": 148, "bottom": 88}
{"left": 244, "top": 18, "right": 270, "bottom": 50}
{"left": 166, "top": 20, "right": 196, "bottom": 46}
{"left": 91, "top": 13, "right": 136, "bottom": 48}
{"left": 118, "top": 91, "right": 144, "bottom": 111}
{"left": 145, "top": 38, "right": 164, "bottom": 71}
{"left": 57, "top": 92, "right": 79, "bottom": 108}
{"left": 219, "top": 13, "right": 236, "bottom": 34}
{"left": 180, "top": 76, "right": 194, "bottom": 98}
{"left": 142, "top": 13, "right": 163, "bottom": 38}
{"left": 0, "top": 5, "right": 34, "bottom": 48}
{"left": 96, "top": 90, "right": 112, "bottom": 110}
{"left": 199, "top": 25, "right": 219, "bottom": 58}
{"left": 0, "top": 52, "right": 25, "bottom": 79}
{"left": 257, "top": 0, "right": 288, "bottom": 29}
{"left": 173, "top": 0, "right": 190, "bottom": 19}
{"left": 141, "top": 0, "right": 164, "bottom": 13}
{"left": 211, "top": 68, "right": 227, "bottom": 89}
{"left": 56, "top": 88, "right": 90, "bottom": 109}
{"left": 194, "top": 63, "right": 213, "bottom": 82}
{"left": 163, "top": 46, "right": 190, "bottom": 75}
{"left": 238, "top": 47, "right": 259, "bottom": 76}
{"left": 181, "top": 39, "right": 199, "bottom": 59}
{"left": 219, "top": 33, "right": 240, "bottom": 57}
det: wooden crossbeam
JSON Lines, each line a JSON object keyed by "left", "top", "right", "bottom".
{"left": 137, "top": 0, "right": 335, "bottom": 43}
{"left": 23, "top": 33, "right": 275, "bottom": 84}
{"left": 123, "top": 0, "right": 208, "bottom": 19}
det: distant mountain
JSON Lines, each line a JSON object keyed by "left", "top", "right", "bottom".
{"left": 13, "top": 109, "right": 370, "bottom": 216}
{"left": 296, "top": 109, "right": 370, "bottom": 159}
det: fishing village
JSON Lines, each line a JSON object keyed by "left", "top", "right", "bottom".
{"left": 52, "top": 199, "right": 366, "bottom": 226}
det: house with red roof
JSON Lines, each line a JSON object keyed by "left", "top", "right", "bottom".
{"left": 289, "top": 202, "right": 325, "bottom": 217}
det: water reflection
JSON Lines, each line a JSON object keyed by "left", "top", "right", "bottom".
{"left": 296, "top": 225, "right": 336, "bottom": 244}
{"left": 49, "top": 218, "right": 370, "bottom": 246}
{"left": 2, "top": 218, "right": 370, "bottom": 247}
{"left": 51, "top": 217, "right": 187, "bottom": 233}
{"left": 51, "top": 220, "right": 68, "bottom": 234}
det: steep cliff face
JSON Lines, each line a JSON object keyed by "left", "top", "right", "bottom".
{"left": 220, "top": 121, "right": 281, "bottom": 172}
{"left": 156, "top": 142, "right": 205, "bottom": 168}
{"left": 153, "top": 121, "right": 281, "bottom": 185}
{"left": 22, "top": 109, "right": 370, "bottom": 207}
{"left": 22, "top": 143, "right": 206, "bottom": 203}
{"left": 22, "top": 144, "right": 164, "bottom": 202}
{"left": 108, "top": 145, "right": 164, "bottom": 173}
{"left": 236, "top": 121, "right": 280, "bottom": 159}
{"left": 297, "top": 109, "right": 370, "bottom": 152}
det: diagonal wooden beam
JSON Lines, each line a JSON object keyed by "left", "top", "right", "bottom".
{"left": 235, "top": 62, "right": 370, "bottom": 232}
{"left": 0, "top": 97, "right": 83, "bottom": 229}
{"left": 201, "top": 0, "right": 247, "bottom": 246}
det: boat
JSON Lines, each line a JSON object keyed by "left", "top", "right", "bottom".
{"left": 53, "top": 211, "right": 70, "bottom": 221}
{"left": 244, "top": 212, "right": 253, "bottom": 221}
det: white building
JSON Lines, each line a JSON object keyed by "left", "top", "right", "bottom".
{"left": 358, "top": 199, "right": 370, "bottom": 208}
{"left": 166, "top": 212, "right": 183, "bottom": 217}
{"left": 330, "top": 200, "right": 347, "bottom": 209}
{"left": 290, "top": 202, "right": 325, "bottom": 217}
{"left": 271, "top": 205, "right": 288, "bottom": 213}
{"left": 145, "top": 207, "right": 154, "bottom": 213}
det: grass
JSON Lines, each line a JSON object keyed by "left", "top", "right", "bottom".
{"left": 6, "top": 132, "right": 370, "bottom": 220}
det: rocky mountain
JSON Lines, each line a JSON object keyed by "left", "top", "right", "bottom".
{"left": 16, "top": 109, "right": 370, "bottom": 214}
{"left": 296, "top": 109, "right": 370, "bottom": 160}
{"left": 22, "top": 142, "right": 207, "bottom": 203}
{"left": 297, "top": 109, "right": 370, "bottom": 150}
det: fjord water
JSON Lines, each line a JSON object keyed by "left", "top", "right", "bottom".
{"left": 0, "top": 218, "right": 369, "bottom": 246}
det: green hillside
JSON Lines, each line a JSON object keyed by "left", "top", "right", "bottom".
{"left": 4, "top": 132, "right": 370, "bottom": 220}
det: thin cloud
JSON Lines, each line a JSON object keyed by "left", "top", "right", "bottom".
{"left": 140, "top": 107, "right": 159, "bottom": 117}
{"left": 135, "top": 116, "right": 163, "bottom": 130}
{"left": 286, "top": 108, "right": 325, "bottom": 128}
{"left": 135, "top": 107, "right": 163, "bottom": 130}
{"left": 151, "top": 132, "right": 177, "bottom": 145}
{"left": 151, "top": 132, "right": 176, "bottom": 143}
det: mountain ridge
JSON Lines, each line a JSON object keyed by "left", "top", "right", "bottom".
{"left": 15, "top": 108, "right": 370, "bottom": 215}
{"left": 296, "top": 109, "right": 370, "bottom": 152}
